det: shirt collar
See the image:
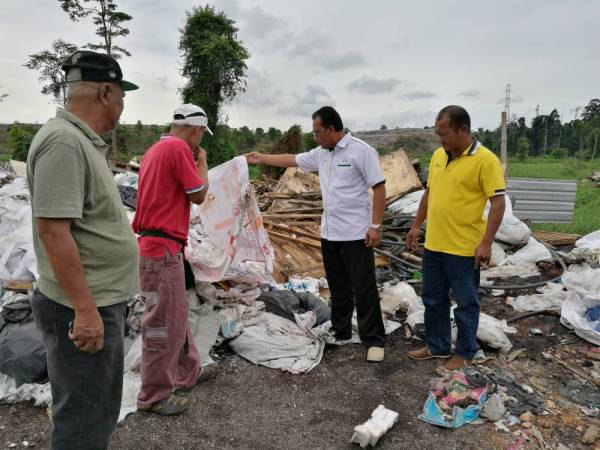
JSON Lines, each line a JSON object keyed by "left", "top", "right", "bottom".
{"left": 445, "top": 139, "right": 479, "bottom": 160}
{"left": 56, "top": 109, "right": 107, "bottom": 151}
{"left": 326, "top": 132, "right": 352, "bottom": 151}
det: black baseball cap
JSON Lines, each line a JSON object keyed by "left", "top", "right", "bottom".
{"left": 62, "top": 50, "right": 139, "bottom": 91}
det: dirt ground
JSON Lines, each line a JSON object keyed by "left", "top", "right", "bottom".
{"left": 1, "top": 295, "right": 598, "bottom": 450}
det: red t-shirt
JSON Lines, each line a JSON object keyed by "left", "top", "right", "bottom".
{"left": 132, "top": 135, "right": 204, "bottom": 258}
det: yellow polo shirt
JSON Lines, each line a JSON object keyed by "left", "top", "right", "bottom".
{"left": 425, "top": 141, "right": 505, "bottom": 257}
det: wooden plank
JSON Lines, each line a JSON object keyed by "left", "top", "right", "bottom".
{"left": 2, "top": 280, "right": 34, "bottom": 292}
{"left": 268, "top": 231, "right": 321, "bottom": 248}
{"left": 532, "top": 231, "right": 581, "bottom": 246}
{"left": 263, "top": 213, "right": 323, "bottom": 219}
{"left": 377, "top": 149, "right": 423, "bottom": 199}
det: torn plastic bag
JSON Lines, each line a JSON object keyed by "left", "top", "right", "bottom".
{"left": 259, "top": 290, "right": 330, "bottom": 326}
{"left": 485, "top": 195, "right": 531, "bottom": 245}
{"left": 386, "top": 190, "right": 425, "bottom": 216}
{"left": 0, "top": 321, "right": 47, "bottom": 386}
{"left": 575, "top": 230, "right": 600, "bottom": 251}
{"left": 379, "top": 282, "right": 420, "bottom": 315}
{"left": 560, "top": 291, "right": 600, "bottom": 345}
{"left": 561, "top": 263, "right": 600, "bottom": 296}
{"left": 511, "top": 282, "right": 568, "bottom": 312}
{"left": 489, "top": 243, "right": 506, "bottom": 267}
{"left": 503, "top": 237, "right": 551, "bottom": 265}
{"left": 187, "top": 157, "right": 274, "bottom": 283}
{"left": 418, "top": 370, "right": 488, "bottom": 428}
{"left": 117, "top": 185, "right": 137, "bottom": 210}
{"left": 114, "top": 171, "right": 138, "bottom": 189}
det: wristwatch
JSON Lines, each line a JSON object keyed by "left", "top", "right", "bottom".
{"left": 369, "top": 223, "right": 381, "bottom": 230}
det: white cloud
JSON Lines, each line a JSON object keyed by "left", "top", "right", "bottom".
{"left": 348, "top": 76, "right": 401, "bottom": 95}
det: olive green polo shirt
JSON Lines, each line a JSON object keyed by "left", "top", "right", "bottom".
{"left": 26, "top": 109, "right": 139, "bottom": 308}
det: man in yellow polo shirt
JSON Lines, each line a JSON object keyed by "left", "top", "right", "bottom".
{"left": 406, "top": 105, "right": 506, "bottom": 370}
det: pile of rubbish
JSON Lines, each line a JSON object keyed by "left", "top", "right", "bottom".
{"left": 1, "top": 149, "right": 600, "bottom": 448}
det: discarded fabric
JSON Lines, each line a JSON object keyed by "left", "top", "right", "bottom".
{"left": 187, "top": 157, "right": 274, "bottom": 283}
{"left": 259, "top": 290, "right": 330, "bottom": 326}
{"left": 418, "top": 370, "right": 488, "bottom": 428}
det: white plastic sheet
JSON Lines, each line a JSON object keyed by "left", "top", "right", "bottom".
{"left": 387, "top": 189, "right": 425, "bottom": 216}
{"left": 511, "top": 283, "right": 568, "bottom": 312}
{"left": 561, "top": 292, "right": 600, "bottom": 345}
{"left": 575, "top": 230, "right": 600, "bottom": 251}
{"left": 379, "top": 282, "right": 420, "bottom": 315}
{"left": 503, "top": 237, "right": 552, "bottom": 266}
{"left": 187, "top": 157, "right": 274, "bottom": 283}
{"left": 485, "top": 195, "right": 531, "bottom": 245}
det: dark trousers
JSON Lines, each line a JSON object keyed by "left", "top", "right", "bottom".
{"left": 321, "top": 239, "right": 385, "bottom": 347}
{"left": 421, "top": 249, "right": 481, "bottom": 359}
{"left": 31, "top": 291, "right": 126, "bottom": 450}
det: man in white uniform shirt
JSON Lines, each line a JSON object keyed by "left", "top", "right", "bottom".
{"left": 246, "top": 106, "right": 387, "bottom": 362}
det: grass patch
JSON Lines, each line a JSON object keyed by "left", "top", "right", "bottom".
{"left": 0, "top": 153, "right": 11, "bottom": 162}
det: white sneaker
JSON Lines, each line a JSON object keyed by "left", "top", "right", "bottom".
{"left": 367, "top": 347, "right": 385, "bottom": 362}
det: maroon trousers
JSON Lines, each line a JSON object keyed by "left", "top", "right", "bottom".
{"left": 137, "top": 251, "right": 200, "bottom": 409}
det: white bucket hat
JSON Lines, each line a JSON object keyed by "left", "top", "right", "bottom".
{"left": 172, "top": 104, "right": 213, "bottom": 135}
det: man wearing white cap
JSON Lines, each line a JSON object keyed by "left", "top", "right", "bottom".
{"left": 132, "top": 104, "right": 218, "bottom": 416}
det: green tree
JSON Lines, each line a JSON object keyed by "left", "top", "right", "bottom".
{"left": 58, "top": 0, "right": 132, "bottom": 58}
{"left": 24, "top": 39, "right": 78, "bottom": 106}
{"left": 268, "top": 127, "right": 282, "bottom": 141}
{"left": 582, "top": 99, "right": 600, "bottom": 122}
{"left": 516, "top": 136, "right": 530, "bottom": 161}
{"left": 255, "top": 127, "right": 265, "bottom": 139}
{"left": 380, "top": 124, "right": 388, "bottom": 130}
{"left": 179, "top": 6, "right": 250, "bottom": 130}
{"left": 302, "top": 132, "right": 318, "bottom": 150}
{"left": 59, "top": 0, "right": 133, "bottom": 159}
{"left": 8, "top": 125, "right": 36, "bottom": 161}
{"left": 584, "top": 117, "right": 600, "bottom": 160}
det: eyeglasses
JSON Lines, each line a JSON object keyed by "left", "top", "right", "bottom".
{"left": 313, "top": 128, "right": 324, "bottom": 137}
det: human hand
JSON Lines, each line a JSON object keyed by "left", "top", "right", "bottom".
{"left": 69, "top": 308, "right": 104, "bottom": 353}
{"left": 245, "top": 152, "right": 263, "bottom": 165}
{"left": 365, "top": 227, "right": 381, "bottom": 247}
{"left": 405, "top": 226, "right": 420, "bottom": 251}
{"left": 474, "top": 242, "right": 492, "bottom": 268}
{"left": 196, "top": 147, "right": 207, "bottom": 163}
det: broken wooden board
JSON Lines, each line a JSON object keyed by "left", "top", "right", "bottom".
{"left": 377, "top": 149, "right": 423, "bottom": 200}
{"left": 532, "top": 231, "right": 581, "bottom": 246}
{"left": 2, "top": 280, "right": 34, "bottom": 293}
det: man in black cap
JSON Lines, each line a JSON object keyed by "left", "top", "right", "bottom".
{"left": 27, "top": 50, "right": 139, "bottom": 450}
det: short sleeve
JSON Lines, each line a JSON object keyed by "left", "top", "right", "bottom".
{"left": 480, "top": 154, "right": 506, "bottom": 198}
{"left": 172, "top": 143, "right": 204, "bottom": 194}
{"left": 32, "top": 143, "right": 85, "bottom": 219}
{"left": 358, "top": 146, "right": 385, "bottom": 188}
{"left": 295, "top": 148, "right": 320, "bottom": 173}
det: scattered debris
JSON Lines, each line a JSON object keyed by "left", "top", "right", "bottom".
{"left": 351, "top": 405, "right": 399, "bottom": 448}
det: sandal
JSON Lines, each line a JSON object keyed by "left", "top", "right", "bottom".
{"left": 146, "top": 394, "right": 189, "bottom": 416}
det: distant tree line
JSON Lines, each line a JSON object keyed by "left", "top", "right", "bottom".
{"left": 474, "top": 99, "right": 600, "bottom": 160}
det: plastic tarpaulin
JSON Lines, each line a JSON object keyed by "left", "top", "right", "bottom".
{"left": 187, "top": 157, "right": 274, "bottom": 283}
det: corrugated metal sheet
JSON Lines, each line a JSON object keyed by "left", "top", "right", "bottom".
{"left": 507, "top": 177, "right": 577, "bottom": 223}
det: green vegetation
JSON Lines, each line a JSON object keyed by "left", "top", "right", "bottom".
{"left": 6, "top": 124, "right": 36, "bottom": 161}
{"left": 179, "top": 5, "right": 250, "bottom": 167}
{"left": 507, "top": 157, "right": 600, "bottom": 235}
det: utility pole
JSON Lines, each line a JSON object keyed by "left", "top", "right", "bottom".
{"left": 535, "top": 104, "right": 540, "bottom": 118}
{"left": 504, "top": 84, "right": 511, "bottom": 120}
{"left": 500, "top": 84, "right": 510, "bottom": 168}
{"left": 501, "top": 111, "right": 508, "bottom": 166}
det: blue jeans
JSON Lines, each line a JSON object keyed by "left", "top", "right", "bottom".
{"left": 421, "top": 249, "right": 480, "bottom": 359}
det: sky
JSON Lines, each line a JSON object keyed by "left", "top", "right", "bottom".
{"left": 0, "top": 0, "right": 598, "bottom": 132}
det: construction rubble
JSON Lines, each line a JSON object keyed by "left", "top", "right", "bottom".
{"left": 1, "top": 151, "right": 600, "bottom": 448}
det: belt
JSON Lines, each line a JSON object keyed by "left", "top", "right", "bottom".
{"left": 139, "top": 229, "right": 187, "bottom": 247}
